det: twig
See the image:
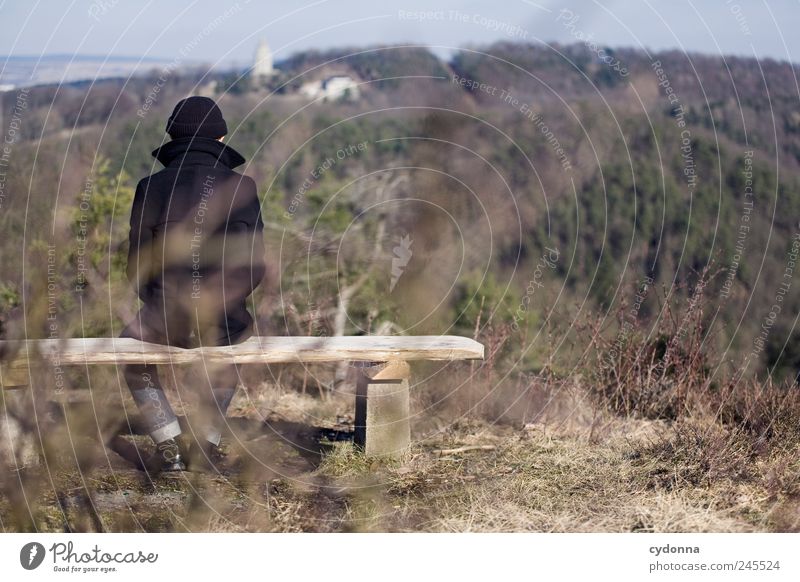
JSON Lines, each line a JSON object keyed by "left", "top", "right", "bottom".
{"left": 432, "top": 445, "right": 496, "bottom": 455}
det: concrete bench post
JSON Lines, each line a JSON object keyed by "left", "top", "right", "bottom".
{"left": 354, "top": 360, "right": 411, "bottom": 457}
{"left": 0, "top": 363, "right": 29, "bottom": 390}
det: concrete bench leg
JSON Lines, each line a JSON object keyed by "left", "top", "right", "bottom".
{"left": 354, "top": 360, "right": 410, "bottom": 457}
{"left": 1, "top": 364, "right": 29, "bottom": 390}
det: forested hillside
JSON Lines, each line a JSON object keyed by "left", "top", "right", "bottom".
{"left": 2, "top": 41, "right": 800, "bottom": 381}
{"left": 2, "top": 40, "right": 800, "bottom": 535}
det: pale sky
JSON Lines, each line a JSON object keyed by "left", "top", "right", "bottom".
{"left": 0, "top": 0, "right": 798, "bottom": 65}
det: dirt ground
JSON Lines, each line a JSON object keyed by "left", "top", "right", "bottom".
{"left": 1, "top": 380, "right": 797, "bottom": 533}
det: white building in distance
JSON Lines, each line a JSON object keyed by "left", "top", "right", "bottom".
{"left": 251, "top": 39, "right": 274, "bottom": 81}
{"left": 299, "top": 75, "right": 360, "bottom": 102}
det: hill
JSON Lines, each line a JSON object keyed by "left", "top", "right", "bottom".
{"left": 1, "top": 41, "right": 799, "bottom": 533}
{"left": 2, "top": 42, "right": 800, "bottom": 378}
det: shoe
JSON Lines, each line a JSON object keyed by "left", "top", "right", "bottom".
{"left": 143, "top": 437, "right": 187, "bottom": 475}
{"left": 185, "top": 439, "right": 227, "bottom": 473}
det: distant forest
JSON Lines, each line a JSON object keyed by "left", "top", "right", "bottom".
{"left": 2, "top": 41, "right": 800, "bottom": 381}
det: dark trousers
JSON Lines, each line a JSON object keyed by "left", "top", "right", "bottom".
{"left": 119, "top": 302, "right": 252, "bottom": 444}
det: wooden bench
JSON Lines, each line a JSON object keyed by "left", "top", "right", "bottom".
{"left": 0, "top": 336, "right": 484, "bottom": 457}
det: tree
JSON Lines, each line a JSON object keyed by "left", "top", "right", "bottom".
{"left": 68, "top": 156, "right": 136, "bottom": 334}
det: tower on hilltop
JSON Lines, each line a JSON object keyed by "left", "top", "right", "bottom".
{"left": 251, "top": 38, "right": 274, "bottom": 81}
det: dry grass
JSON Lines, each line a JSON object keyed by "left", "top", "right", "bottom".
{"left": 1, "top": 272, "right": 798, "bottom": 532}
{"left": 0, "top": 380, "right": 798, "bottom": 532}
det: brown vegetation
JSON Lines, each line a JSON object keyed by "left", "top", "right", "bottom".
{"left": 2, "top": 42, "right": 799, "bottom": 532}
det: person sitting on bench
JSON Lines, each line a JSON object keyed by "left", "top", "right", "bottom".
{"left": 120, "top": 96, "right": 266, "bottom": 475}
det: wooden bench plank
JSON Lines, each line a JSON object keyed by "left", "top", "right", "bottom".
{"left": 0, "top": 335, "right": 484, "bottom": 369}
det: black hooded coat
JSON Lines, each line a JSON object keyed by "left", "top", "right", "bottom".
{"left": 124, "top": 136, "right": 266, "bottom": 347}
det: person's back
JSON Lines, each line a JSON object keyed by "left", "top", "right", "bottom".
{"left": 127, "top": 100, "right": 265, "bottom": 347}
{"left": 120, "top": 96, "right": 266, "bottom": 474}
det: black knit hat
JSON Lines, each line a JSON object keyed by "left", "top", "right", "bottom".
{"left": 166, "top": 96, "right": 228, "bottom": 139}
